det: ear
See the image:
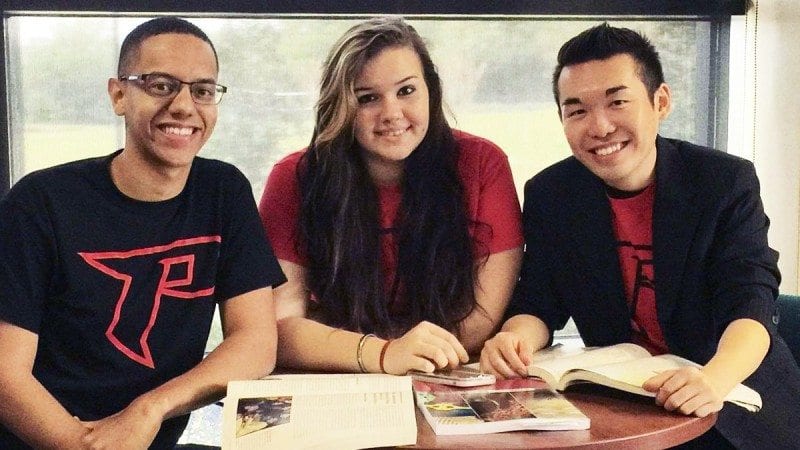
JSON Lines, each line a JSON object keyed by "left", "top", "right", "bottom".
{"left": 107, "top": 78, "right": 127, "bottom": 116}
{"left": 654, "top": 82, "right": 672, "bottom": 120}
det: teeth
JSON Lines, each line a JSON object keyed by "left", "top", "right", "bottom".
{"left": 595, "top": 142, "right": 622, "bottom": 156}
{"left": 379, "top": 129, "right": 406, "bottom": 137}
{"left": 163, "top": 126, "right": 193, "bottom": 136}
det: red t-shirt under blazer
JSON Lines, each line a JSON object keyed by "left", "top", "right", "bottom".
{"left": 608, "top": 183, "right": 669, "bottom": 355}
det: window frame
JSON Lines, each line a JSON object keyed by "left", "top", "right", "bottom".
{"left": 0, "top": 0, "right": 746, "bottom": 197}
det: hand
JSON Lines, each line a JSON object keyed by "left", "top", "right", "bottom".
{"left": 642, "top": 367, "right": 724, "bottom": 417}
{"left": 479, "top": 331, "right": 533, "bottom": 379}
{"left": 80, "top": 400, "right": 162, "bottom": 450}
{"left": 382, "top": 321, "right": 469, "bottom": 375}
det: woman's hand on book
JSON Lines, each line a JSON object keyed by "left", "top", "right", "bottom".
{"left": 642, "top": 367, "right": 724, "bottom": 417}
{"left": 479, "top": 331, "right": 533, "bottom": 379}
{"left": 383, "top": 321, "right": 469, "bottom": 375}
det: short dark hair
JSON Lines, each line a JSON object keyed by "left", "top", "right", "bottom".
{"left": 117, "top": 17, "right": 218, "bottom": 76}
{"left": 552, "top": 22, "right": 664, "bottom": 108}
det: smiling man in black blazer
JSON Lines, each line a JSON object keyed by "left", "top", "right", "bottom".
{"left": 480, "top": 23, "right": 800, "bottom": 449}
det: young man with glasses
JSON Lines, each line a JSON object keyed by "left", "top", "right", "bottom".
{"left": 0, "top": 17, "right": 285, "bottom": 449}
{"left": 480, "top": 23, "right": 800, "bottom": 448}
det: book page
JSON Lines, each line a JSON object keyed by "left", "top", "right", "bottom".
{"left": 221, "top": 374, "right": 417, "bottom": 450}
{"left": 565, "top": 354, "right": 761, "bottom": 411}
{"left": 563, "top": 354, "right": 692, "bottom": 395}
{"left": 528, "top": 343, "right": 651, "bottom": 387}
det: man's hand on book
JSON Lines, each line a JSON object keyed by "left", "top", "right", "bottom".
{"left": 383, "top": 321, "right": 469, "bottom": 375}
{"left": 479, "top": 331, "right": 534, "bottom": 379}
{"left": 642, "top": 366, "right": 724, "bottom": 417}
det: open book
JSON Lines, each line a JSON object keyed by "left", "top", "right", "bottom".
{"left": 527, "top": 343, "right": 761, "bottom": 412}
{"left": 221, "top": 374, "right": 417, "bottom": 450}
{"left": 413, "top": 378, "right": 589, "bottom": 435}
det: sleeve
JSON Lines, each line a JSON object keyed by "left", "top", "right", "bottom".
{"left": 0, "top": 180, "right": 55, "bottom": 333}
{"left": 469, "top": 139, "right": 524, "bottom": 256}
{"left": 503, "top": 176, "right": 570, "bottom": 338}
{"left": 706, "top": 159, "right": 780, "bottom": 328}
{"left": 258, "top": 154, "right": 306, "bottom": 265}
{"left": 215, "top": 170, "right": 287, "bottom": 302}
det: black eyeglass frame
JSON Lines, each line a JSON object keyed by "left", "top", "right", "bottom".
{"left": 119, "top": 72, "right": 228, "bottom": 105}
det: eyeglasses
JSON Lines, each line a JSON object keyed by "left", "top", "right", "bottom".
{"left": 119, "top": 73, "right": 227, "bottom": 105}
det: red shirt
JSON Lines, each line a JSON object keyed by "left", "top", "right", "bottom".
{"left": 259, "top": 130, "right": 523, "bottom": 309}
{"left": 609, "top": 184, "right": 669, "bottom": 355}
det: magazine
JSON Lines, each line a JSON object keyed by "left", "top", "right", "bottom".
{"left": 526, "top": 343, "right": 762, "bottom": 412}
{"left": 413, "top": 379, "right": 589, "bottom": 435}
{"left": 221, "top": 374, "right": 417, "bottom": 450}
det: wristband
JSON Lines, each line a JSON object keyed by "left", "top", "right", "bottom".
{"left": 379, "top": 339, "right": 393, "bottom": 374}
{"left": 357, "top": 333, "right": 375, "bottom": 373}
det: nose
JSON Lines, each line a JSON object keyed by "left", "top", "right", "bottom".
{"left": 168, "top": 84, "right": 196, "bottom": 115}
{"left": 380, "top": 97, "right": 403, "bottom": 123}
{"left": 588, "top": 110, "right": 615, "bottom": 138}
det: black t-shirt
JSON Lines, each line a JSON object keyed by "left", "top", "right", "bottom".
{"left": 0, "top": 151, "right": 285, "bottom": 448}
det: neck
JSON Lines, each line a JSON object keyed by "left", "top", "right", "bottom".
{"left": 110, "top": 150, "right": 190, "bottom": 201}
{"left": 363, "top": 156, "right": 404, "bottom": 187}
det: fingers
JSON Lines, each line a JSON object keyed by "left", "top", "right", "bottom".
{"left": 387, "top": 321, "right": 469, "bottom": 374}
{"left": 479, "top": 332, "right": 530, "bottom": 379}
{"left": 642, "top": 370, "right": 672, "bottom": 392}
{"left": 646, "top": 368, "right": 724, "bottom": 416}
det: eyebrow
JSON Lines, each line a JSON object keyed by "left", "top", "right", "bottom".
{"left": 354, "top": 75, "right": 418, "bottom": 93}
{"left": 561, "top": 85, "right": 629, "bottom": 107}
{"left": 148, "top": 71, "right": 217, "bottom": 84}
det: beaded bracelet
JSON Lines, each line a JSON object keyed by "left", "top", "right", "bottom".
{"left": 357, "top": 333, "right": 375, "bottom": 373}
{"left": 379, "top": 339, "right": 393, "bottom": 374}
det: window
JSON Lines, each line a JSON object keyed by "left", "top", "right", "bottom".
{"left": 6, "top": 16, "right": 717, "bottom": 194}
{"left": 3, "top": 14, "right": 722, "bottom": 349}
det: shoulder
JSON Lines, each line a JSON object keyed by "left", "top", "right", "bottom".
{"left": 453, "top": 129, "right": 508, "bottom": 161}
{"left": 190, "top": 156, "right": 253, "bottom": 194}
{"left": 265, "top": 150, "right": 306, "bottom": 189}
{"left": 657, "top": 137, "right": 757, "bottom": 191}
{"left": 523, "top": 156, "right": 587, "bottom": 195}
{"left": 452, "top": 129, "right": 511, "bottom": 176}
{"left": 3, "top": 154, "right": 110, "bottom": 206}
{"left": 270, "top": 150, "right": 305, "bottom": 176}
{"left": 192, "top": 156, "right": 247, "bottom": 178}
{"left": 660, "top": 137, "right": 750, "bottom": 169}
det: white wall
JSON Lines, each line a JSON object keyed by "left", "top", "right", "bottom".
{"left": 729, "top": 0, "right": 800, "bottom": 294}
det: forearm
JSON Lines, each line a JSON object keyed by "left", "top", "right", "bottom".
{"left": 277, "top": 316, "right": 386, "bottom": 373}
{"left": 460, "top": 247, "right": 523, "bottom": 354}
{"left": 0, "top": 373, "right": 87, "bottom": 449}
{"left": 0, "top": 322, "right": 87, "bottom": 448}
{"left": 459, "top": 308, "right": 500, "bottom": 355}
{"left": 132, "top": 319, "right": 276, "bottom": 424}
{"left": 702, "top": 318, "right": 769, "bottom": 395}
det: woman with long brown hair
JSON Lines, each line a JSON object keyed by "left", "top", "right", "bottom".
{"left": 259, "top": 17, "right": 522, "bottom": 375}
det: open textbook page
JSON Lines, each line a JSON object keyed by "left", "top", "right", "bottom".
{"left": 527, "top": 343, "right": 761, "bottom": 412}
{"left": 222, "top": 374, "right": 417, "bottom": 450}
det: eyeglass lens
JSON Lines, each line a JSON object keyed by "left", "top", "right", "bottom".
{"left": 144, "top": 74, "right": 223, "bottom": 104}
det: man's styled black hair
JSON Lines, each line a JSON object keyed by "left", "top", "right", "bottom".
{"left": 117, "top": 17, "right": 218, "bottom": 76}
{"left": 552, "top": 22, "right": 665, "bottom": 108}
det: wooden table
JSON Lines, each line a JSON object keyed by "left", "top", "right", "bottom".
{"left": 408, "top": 381, "right": 716, "bottom": 450}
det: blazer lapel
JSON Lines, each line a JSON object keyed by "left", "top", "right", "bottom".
{"left": 566, "top": 162, "right": 631, "bottom": 331}
{"left": 653, "top": 136, "right": 702, "bottom": 322}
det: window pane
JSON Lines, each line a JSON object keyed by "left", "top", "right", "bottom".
{"left": 6, "top": 16, "right": 713, "bottom": 348}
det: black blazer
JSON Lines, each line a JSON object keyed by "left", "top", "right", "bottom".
{"left": 508, "top": 136, "right": 800, "bottom": 449}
